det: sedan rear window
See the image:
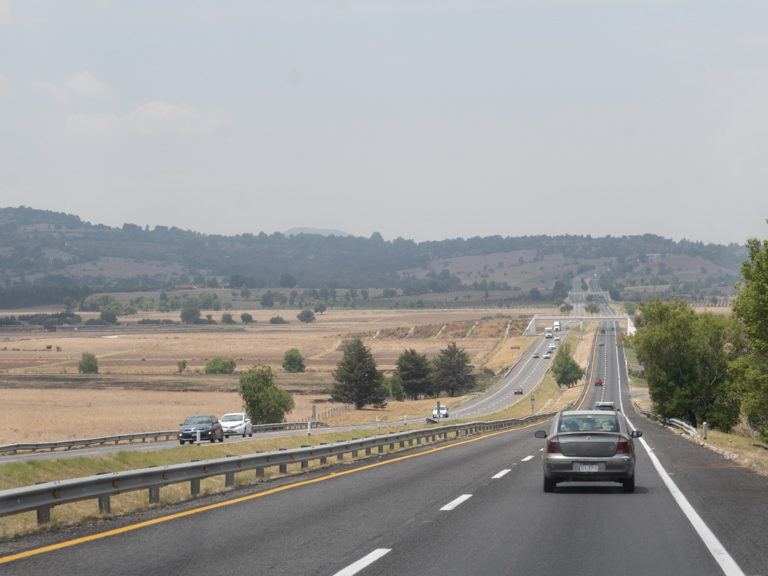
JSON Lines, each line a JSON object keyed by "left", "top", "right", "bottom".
{"left": 559, "top": 415, "right": 618, "bottom": 433}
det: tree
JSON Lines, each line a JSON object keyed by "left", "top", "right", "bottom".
{"left": 240, "top": 312, "right": 253, "bottom": 324}
{"left": 297, "top": 309, "right": 315, "bottom": 323}
{"left": 282, "top": 348, "right": 305, "bottom": 373}
{"left": 100, "top": 310, "right": 118, "bottom": 324}
{"left": 260, "top": 291, "right": 276, "bottom": 308}
{"left": 239, "top": 365, "right": 295, "bottom": 424}
{"left": 78, "top": 352, "right": 98, "bottom": 374}
{"left": 633, "top": 298, "right": 735, "bottom": 429}
{"left": 331, "top": 338, "right": 387, "bottom": 409}
{"left": 204, "top": 356, "right": 236, "bottom": 374}
{"left": 221, "top": 313, "right": 235, "bottom": 324}
{"left": 388, "top": 374, "right": 406, "bottom": 401}
{"left": 731, "top": 233, "right": 768, "bottom": 439}
{"left": 177, "top": 359, "right": 187, "bottom": 374}
{"left": 551, "top": 342, "right": 584, "bottom": 388}
{"left": 396, "top": 348, "right": 432, "bottom": 399}
{"left": 314, "top": 302, "right": 327, "bottom": 314}
{"left": 431, "top": 342, "right": 475, "bottom": 397}
{"left": 180, "top": 302, "right": 200, "bottom": 323}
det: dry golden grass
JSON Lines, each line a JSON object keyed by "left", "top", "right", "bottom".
{"left": 0, "top": 308, "right": 538, "bottom": 443}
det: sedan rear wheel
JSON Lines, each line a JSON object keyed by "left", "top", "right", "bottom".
{"left": 623, "top": 475, "right": 635, "bottom": 493}
{"left": 543, "top": 477, "right": 556, "bottom": 493}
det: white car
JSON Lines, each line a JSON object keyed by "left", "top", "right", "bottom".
{"left": 220, "top": 412, "right": 253, "bottom": 437}
{"left": 432, "top": 405, "right": 449, "bottom": 418}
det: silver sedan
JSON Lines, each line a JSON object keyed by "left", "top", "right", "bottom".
{"left": 220, "top": 412, "right": 253, "bottom": 438}
{"left": 534, "top": 410, "right": 642, "bottom": 493}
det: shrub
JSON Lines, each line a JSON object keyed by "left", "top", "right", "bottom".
{"left": 78, "top": 352, "right": 99, "bottom": 374}
{"left": 204, "top": 356, "right": 236, "bottom": 374}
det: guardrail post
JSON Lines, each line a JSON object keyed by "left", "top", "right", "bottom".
{"left": 256, "top": 467, "right": 265, "bottom": 478}
{"left": 225, "top": 471, "right": 235, "bottom": 487}
{"left": 377, "top": 444, "right": 383, "bottom": 454}
{"left": 191, "top": 478, "right": 200, "bottom": 496}
{"left": 37, "top": 506, "right": 51, "bottom": 524}
{"left": 365, "top": 446, "right": 371, "bottom": 455}
{"left": 149, "top": 486, "right": 160, "bottom": 503}
{"left": 279, "top": 464, "right": 287, "bottom": 473}
{"left": 98, "top": 495, "right": 111, "bottom": 514}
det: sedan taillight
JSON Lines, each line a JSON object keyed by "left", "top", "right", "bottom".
{"left": 546, "top": 435, "right": 561, "bottom": 453}
{"left": 616, "top": 436, "right": 632, "bottom": 454}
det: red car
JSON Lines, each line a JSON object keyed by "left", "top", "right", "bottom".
{"left": 514, "top": 388, "right": 524, "bottom": 395}
{"left": 594, "top": 378, "right": 603, "bottom": 386}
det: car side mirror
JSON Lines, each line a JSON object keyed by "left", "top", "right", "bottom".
{"left": 534, "top": 430, "right": 548, "bottom": 438}
{"left": 630, "top": 430, "right": 642, "bottom": 438}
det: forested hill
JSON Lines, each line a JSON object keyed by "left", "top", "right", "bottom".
{"left": 0, "top": 206, "right": 747, "bottom": 308}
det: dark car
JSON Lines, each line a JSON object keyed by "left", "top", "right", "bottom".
{"left": 534, "top": 410, "right": 642, "bottom": 493}
{"left": 178, "top": 414, "right": 224, "bottom": 444}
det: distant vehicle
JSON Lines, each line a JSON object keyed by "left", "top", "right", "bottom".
{"left": 594, "top": 378, "right": 603, "bottom": 386}
{"left": 545, "top": 328, "right": 553, "bottom": 339}
{"left": 534, "top": 410, "right": 642, "bottom": 492}
{"left": 594, "top": 401, "right": 616, "bottom": 411}
{"left": 548, "top": 344, "right": 556, "bottom": 351}
{"left": 553, "top": 321, "right": 561, "bottom": 332}
{"left": 514, "top": 388, "right": 524, "bottom": 395}
{"left": 543, "top": 352, "right": 552, "bottom": 359}
{"left": 532, "top": 352, "right": 540, "bottom": 358}
{"left": 432, "top": 405, "right": 449, "bottom": 418}
{"left": 220, "top": 412, "right": 253, "bottom": 438}
{"left": 178, "top": 414, "right": 224, "bottom": 444}
{"left": 554, "top": 335, "right": 561, "bottom": 341}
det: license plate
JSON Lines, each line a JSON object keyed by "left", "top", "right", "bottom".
{"left": 578, "top": 464, "right": 599, "bottom": 473}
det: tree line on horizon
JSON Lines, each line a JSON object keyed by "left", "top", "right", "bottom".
{"left": 0, "top": 206, "right": 746, "bottom": 310}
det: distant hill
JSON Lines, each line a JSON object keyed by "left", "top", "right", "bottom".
{"left": 0, "top": 206, "right": 746, "bottom": 310}
{"left": 284, "top": 227, "right": 349, "bottom": 237}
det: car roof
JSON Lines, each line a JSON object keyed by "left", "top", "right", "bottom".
{"left": 561, "top": 410, "right": 616, "bottom": 417}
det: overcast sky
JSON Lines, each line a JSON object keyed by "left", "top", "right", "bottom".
{"left": 1, "top": 1, "right": 766, "bottom": 246}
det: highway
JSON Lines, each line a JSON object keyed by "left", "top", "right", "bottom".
{"left": 3, "top": 287, "right": 768, "bottom": 575}
{"left": 3, "top": 320, "right": 768, "bottom": 575}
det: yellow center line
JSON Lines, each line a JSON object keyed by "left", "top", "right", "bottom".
{"left": 1, "top": 419, "right": 549, "bottom": 565}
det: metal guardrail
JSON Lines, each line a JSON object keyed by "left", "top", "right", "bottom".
{"left": 0, "top": 414, "right": 555, "bottom": 525}
{"left": 633, "top": 402, "right": 699, "bottom": 437}
{"left": 0, "top": 421, "right": 329, "bottom": 455}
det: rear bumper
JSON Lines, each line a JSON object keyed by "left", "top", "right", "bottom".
{"left": 543, "top": 456, "right": 635, "bottom": 483}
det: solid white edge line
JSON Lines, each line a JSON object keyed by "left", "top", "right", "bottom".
{"left": 333, "top": 548, "right": 392, "bottom": 576}
{"left": 440, "top": 494, "right": 472, "bottom": 511}
{"left": 616, "top": 341, "right": 745, "bottom": 576}
{"left": 492, "top": 469, "right": 511, "bottom": 479}
{"left": 634, "top": 435, "right": 744, "bottom": 576}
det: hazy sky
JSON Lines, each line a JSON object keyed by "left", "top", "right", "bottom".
{"left": 1, "top": 1, "right": 767, "bottom": 246}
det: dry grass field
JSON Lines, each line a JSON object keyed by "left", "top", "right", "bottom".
{"left": 0, "top": 307, "right": 547, "bottom": 443}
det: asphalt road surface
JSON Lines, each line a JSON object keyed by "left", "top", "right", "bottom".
{"left": 3, "top": 329, "right": 768, "bottom": 575}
